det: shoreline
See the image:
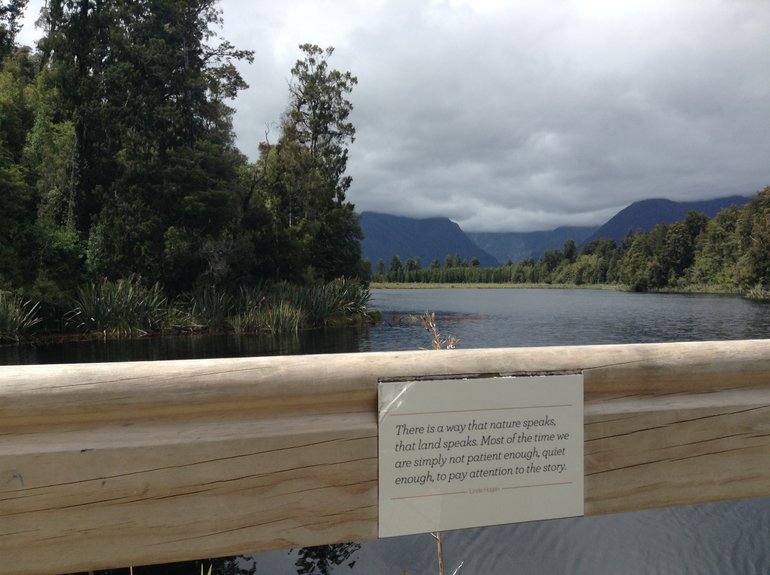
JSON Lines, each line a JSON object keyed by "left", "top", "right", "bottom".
{"left": 369, "top": 282, "right": 621, "bottom": 290}
{"left": 368, "top": 282, "right": 744, "bottom": 296}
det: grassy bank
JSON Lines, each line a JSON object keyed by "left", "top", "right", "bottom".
{"left": 1, "top": 277, "right": 377, "bottom": 344}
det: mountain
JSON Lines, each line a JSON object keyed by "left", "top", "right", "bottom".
{"left": 361, "top": 195, "right": 752, "bottom": 269}
{"left": 467, "top": 226, "right": 597, "bottom": 265}
{"left": 360, "top": 212, "right": 499, "bottom": 267}
{"left": 584, "top": 196, "right": 751, "bottom": 244}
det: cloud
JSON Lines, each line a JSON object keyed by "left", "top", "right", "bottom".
{"left": 20, "top": 0, "right": 770, "bottom": 232}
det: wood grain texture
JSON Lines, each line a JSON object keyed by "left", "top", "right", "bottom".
{"left": 2, "top": 340, "right": 770, "bottom": 574}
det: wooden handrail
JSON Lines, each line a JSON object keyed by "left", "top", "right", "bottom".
{"left": 2, "top": 340, "right": 770, "bottom": 574}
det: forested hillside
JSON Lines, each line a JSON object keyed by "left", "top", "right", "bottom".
{"left": 582, "top": 196, "right": 750, "bottom": 244}
{"left": 1, "top": 2, "right": 366, "bottom": 337}
{"left": 360, "top": 212, "right": 499, "bottom": 269}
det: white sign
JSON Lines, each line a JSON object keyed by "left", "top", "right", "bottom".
{"left": 378, "top": 375, "right": 584, "bottom": 537}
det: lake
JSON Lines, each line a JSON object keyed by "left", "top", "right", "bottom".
{"left": 3, "top": 287, "right": 770, "bottom": 574}
{"left": 251, "top": 288, "right": 770, "bottom": 575}
{"left": 7, "top": 288, "right": 769, "bottom": 365}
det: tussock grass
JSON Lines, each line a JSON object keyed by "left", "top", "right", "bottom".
{"left": 745, "top": 283, "right": 770, "bottom": 301}
{"left": 0, "top": 292, "right": 43, "bottom": 342}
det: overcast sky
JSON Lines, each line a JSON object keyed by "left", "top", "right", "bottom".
{"left": 19, "top": 0, "right": 770, "bottom": 232}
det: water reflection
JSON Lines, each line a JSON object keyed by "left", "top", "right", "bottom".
{"left": 252, "top": 497, "right": 770, "bottom": 574}
{"left": 0, "top": 327, "right": 371, "bottom": 365}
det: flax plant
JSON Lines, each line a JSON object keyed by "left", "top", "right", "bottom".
{"left": 259, "top": 300, "right": 303, "bottom": 333}
{"left": 181, "top": 285, "right": 235, "bottom": 331}
{"left": 67, "top": 277, "right": 167, "bottom": 337}
{"left": 0, "top": 292, "right": 43, "bottom": 343}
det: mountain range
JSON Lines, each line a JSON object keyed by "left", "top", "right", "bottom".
{"left": 582, "top": 195, "right": 751, "bottom": 245}
{"left": 360, "top": 195, "right": 751, "bottom": 267}
{"left": 359, "top": 212, "right": 499, "bottom": 268}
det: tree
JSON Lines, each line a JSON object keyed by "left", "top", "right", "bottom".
{"left": 736, "top": 187, "right": 770, "bottom": 287}
{"left": 618, "top": 233, "right": 653, "bottom": 291}
{"left": 387, "top": 255, "right": 403, "bottom": 282}
{"left": 660, "top": 222, "right": 691, "bottom": 284}
{"left": 541, "top": 249, "right": 562, "bottom": 274}
{"left": 38, "top": 0, "right": 253, "bottom": 294}
{"left": 690, "top": 206, "right": 740, "bottom": 287}
{"left": 0, "top": 47, "right": 39, "bottom": 290}
{"left": 259, "top": 44, "right": 362, "bottom": 281}
{"left": 0, "top": 0, "right": 28, "bottom": 59}
{"left": 563, "top": 239, "right": 577, "bottom": 263}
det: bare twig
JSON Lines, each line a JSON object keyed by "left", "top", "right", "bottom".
{"left": 423, "top": 312, "right": 459, "bottom": 575}
{"left": 422, "top": 312, "right": 458, "bottom": 350}
{"left": 433, "top": 530, "right": 446, "bottom": 575}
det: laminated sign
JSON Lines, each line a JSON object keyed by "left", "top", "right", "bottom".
{"left": 378, "top": 375, "right": 584, "bottom": 537}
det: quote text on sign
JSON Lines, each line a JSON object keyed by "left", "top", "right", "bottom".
{"left": 378, "top": 375, "right": 583, "bottom": 537}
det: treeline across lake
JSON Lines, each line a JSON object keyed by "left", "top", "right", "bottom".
{"left": 371, "top": 187, "right": 770, "bottom": 298}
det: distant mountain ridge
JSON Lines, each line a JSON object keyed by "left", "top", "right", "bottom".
{"left": 467, "top": 227, "right": 597, "bottom": 265}
{"left": 360, "top": 212, "right": 499, "bottom": 267}
{"left": 360, "top": 195, "right": 753, "bottom": 268}
{"left": 584, "top": 196, "right": 751, "bottom": 244}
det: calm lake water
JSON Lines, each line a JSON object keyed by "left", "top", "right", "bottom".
{"left": 3, "top": 288, "right": 770, "bottom": 574}
{"left": 253, "top": 288, "right": 770, "bottom": 575}
{"left": 6, "top": 287, "right": 770, "bottom": 364}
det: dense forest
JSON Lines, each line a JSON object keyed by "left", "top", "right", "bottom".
{"left": 372, "top": 186, "right": 770, "bottom": 298}
{"left": 0, "top": 1, "right": 369, "bottom": 339}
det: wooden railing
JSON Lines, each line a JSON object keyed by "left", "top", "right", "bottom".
{"left": 2, "top": 340, "right": 770, "bottom": 574}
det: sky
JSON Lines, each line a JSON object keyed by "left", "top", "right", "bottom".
{"left": 18, "top": 0, "right": 770, "bottom": 232}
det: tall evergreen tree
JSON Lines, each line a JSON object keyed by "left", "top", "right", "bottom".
{"left": 257, "top": 44, "right": 362, "bottom": 282}
{"left": 38, "top": 0, "right": 253, "bottom": 293}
